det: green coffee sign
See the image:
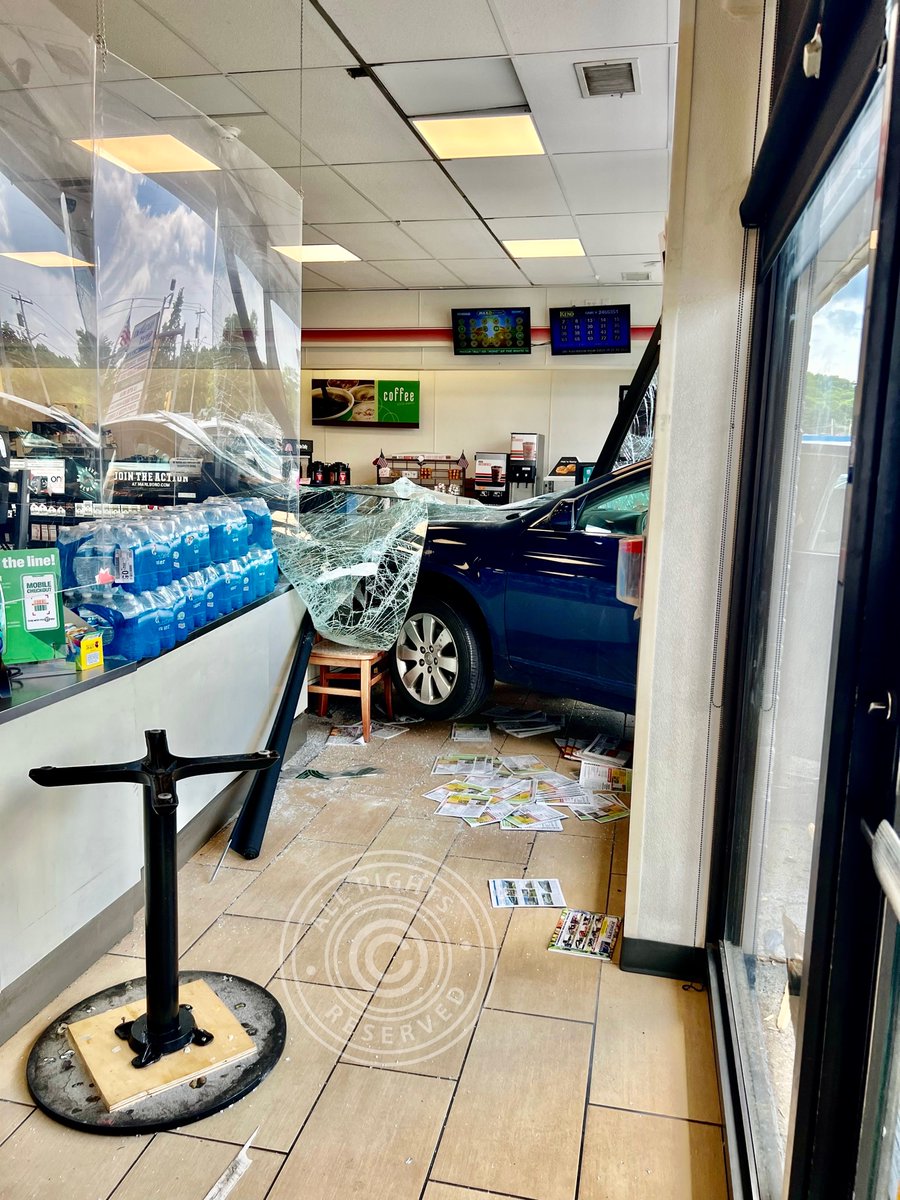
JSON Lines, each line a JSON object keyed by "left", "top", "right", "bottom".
{"left": 0, "top": 549, "right": 65, "bottom": 664}
{"left": 376, "top": 380, "right": 420, "bottom": 426}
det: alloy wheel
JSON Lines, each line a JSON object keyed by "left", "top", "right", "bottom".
{"left": 395, "top": 612, "right": 460, "bottom": 705}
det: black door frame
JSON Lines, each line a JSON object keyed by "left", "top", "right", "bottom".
{"left": 708, "top": 4, "right": 900, "bottom": 1195}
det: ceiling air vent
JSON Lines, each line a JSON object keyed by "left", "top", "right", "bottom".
{"left": 575, "top": 59, "right": 640, "bottom": 99}
{"left": 621, "top": 270, "right": 651, "bottom": 282}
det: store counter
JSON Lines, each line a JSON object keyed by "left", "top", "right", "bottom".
{"left": 0, "top": 583, "right": 306, "bottom": 1043}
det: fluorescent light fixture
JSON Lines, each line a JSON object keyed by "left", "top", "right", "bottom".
{"left": 72, "top": 135, "right": 220, "bottom": 174}
{"left": 273, "top": 244, "right": 360, "bottom": 263}
{"left": 503, "top": 238, "right": 586, "bottom": 258}
{"left": 413, "top": 113, "right": 543, "bottom": 159}
{"left": 0, "top": 250, "right": 93, "bottom": 268}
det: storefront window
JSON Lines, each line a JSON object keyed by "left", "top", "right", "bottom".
{"left": 0, "top": 2, "right": 301, "bottom": 675}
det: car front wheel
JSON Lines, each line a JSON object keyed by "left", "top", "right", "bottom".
{"left": 391, "top": 598, "right": 491, "bottom": 720}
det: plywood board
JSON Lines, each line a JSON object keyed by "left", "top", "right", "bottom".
{"left": 66, "top": 979, "right": 255, "bottom": 1111}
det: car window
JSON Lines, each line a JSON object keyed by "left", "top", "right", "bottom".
{"left": 576, "top": 478, "right": 650, "bottom": 535}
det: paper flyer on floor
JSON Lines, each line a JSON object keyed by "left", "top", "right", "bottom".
{"left": 489, "top": 878, "right": 567, "bottom": 908}
{"left": 547, "top": 909, "right": 621, "bottom": 959}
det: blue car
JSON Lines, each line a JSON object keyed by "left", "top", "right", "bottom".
{"left": 390, "top": 459, "right": 651, "bottom": 719}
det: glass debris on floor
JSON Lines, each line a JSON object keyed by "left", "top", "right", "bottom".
{"left": 451, "top": 721, "right": 492, "bottom": 742}
{"left": 548, "top": 910, "right": 622, "bottom": 960}
{"left": 326, "top": 722, "right": 410, "bottom": 746}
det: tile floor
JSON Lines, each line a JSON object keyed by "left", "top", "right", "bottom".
{"left": 0, "top": 690, "right": 728, "bottom": 1199}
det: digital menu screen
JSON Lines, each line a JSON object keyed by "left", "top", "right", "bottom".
{"left": 452, "top": 308, "right": 531, "bottom": 355}
{"left": 549, "top": 305, "right": 631, "bottom": 355}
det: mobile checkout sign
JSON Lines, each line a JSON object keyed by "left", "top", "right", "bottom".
{"left": 0, "top": 548, "right": 65, "bottom": 664}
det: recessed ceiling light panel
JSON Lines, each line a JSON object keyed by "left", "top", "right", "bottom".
{"left": 0, "top": 250, "right": 93, "bottom": 268}
{"left": 273, "top": 244, "right": 360, "bottom": 263}
{"left": 413, "top": 113, "right": 543, "bottom": 159}
{"left": 73, "top": 135, "right": 220, "bottom": 174}
{"left": 503, "top": 238, "right": 585, "bottom": 258}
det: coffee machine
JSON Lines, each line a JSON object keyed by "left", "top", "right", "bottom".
{"left": 473, "top": 451, "right": 509, "bottom": 504}
{"left": 507, "top": 432, "right": 545, "bottom": 502}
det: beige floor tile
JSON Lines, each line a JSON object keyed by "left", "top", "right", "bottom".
{"left": 181, "top": 979, "right": 366, "bottom": 1152}
{"left": 433, "top": 1008, "right": 591, "bottom": 1200}
{"left": 193, "top": 792, "right": 321, "bottom": 873}
{"left": 0, "top": 1109, "right": 147, "bottom": 1200}
{"left": 450, "top": 822, "right": 535, "bottom": 865}
{"left": 424, "top": 1186, "right": 523, "bottom": 1200}
{"left": 612, "top": 824, "right": 629, "bottom": 875}
{"left": 302, "top": 796, "right": 396, "bottom": 845}
{"left": 278, "top": 883, "right": 421, "bottom": 991}
{"left": 591, "top": 967, "right": 721, "bottom": 1123}
{"left": 269, "top": 1062, "right": 453, "bottom": 1200}
{"left": 180, "top": 914, "right": 305, "bottom": 985}
{"left": 109, "top": 1131, "right": 284, "bottom": 1200}
{"left": 394, "top": 793, "right": 448, "bottom": 819}
{"left": 606, "top": 876, "right": 626, "bottom": 965}
{"left": 487, "top": 908, "right": 600, "bottom": 1023}
{"left": 348, "top": 815, "right": 459, "bottom": 892}
{"left": 343, "top": 939, "right": 498, "bottom": 1078}
{"left": 0, "top": 1100, "right": 31, "bottom": 1145}
{"left": 578, "top": 1106, "right": 727, "bottom": 1200}
{"left": 114, "top": 864, "right": 255, "bottom": 957}
{"left": 227, "top": 837, "right": 365, "bottom": 923}
{"left": 526, "top": 834, "right": 611, "bottom": 912}
{"left": 560, "top": 813, "right": 620, "bottom": 842}
{"left": 0, "top": 955, "right": 142, "bottom": 1105}
{"left": 409, "top": 855, "right": 524, "bottom": 949}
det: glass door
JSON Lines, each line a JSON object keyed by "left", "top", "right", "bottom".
{"left": 720, "top": 78, "right": 889, "bottom": 1199}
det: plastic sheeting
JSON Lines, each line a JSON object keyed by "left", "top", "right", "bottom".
{"left": 274, "top": 488, "right": 429, "bottom": 650}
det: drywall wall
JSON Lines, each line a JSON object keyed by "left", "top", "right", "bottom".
{"left": 299, "top": 284, "right": 659, "bottom": 480}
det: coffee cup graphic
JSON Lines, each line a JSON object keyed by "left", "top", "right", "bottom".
{"left": 490, "top": 464, "right": 502, "bottom": 484}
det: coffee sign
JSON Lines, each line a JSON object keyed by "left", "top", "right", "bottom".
{"left": 311, "top": 378, "right": 420, "bottom": 429}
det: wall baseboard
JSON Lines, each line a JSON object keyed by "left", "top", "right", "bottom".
{"left": 620, "top": 936, "right": 707, "bottom": 982}
{"left": 0, "top": 717, "right": 307, "bottom": 1046}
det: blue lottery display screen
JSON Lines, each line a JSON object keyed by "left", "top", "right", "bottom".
{"left": 452, "top": 308, "right": 531, "bottom": 355}
{"left": 549, "top": 304, "right": 631, "bottom": 355}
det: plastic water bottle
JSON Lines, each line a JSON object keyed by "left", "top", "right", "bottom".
{"left": 73, "top": 524, "right": 117, "bottom": 587}
{"left": 144, "top": 589, "right": 176, "bottom": 653}
{"left": 150, "top": 512, "right": 183, "bottom": 580}
{"left": 182, "top": 572, "right": 207, "bottom": 632}
{"left": 236, "top": 555, "right": 254, "bottom": 607}
{"left": 192, "top": 507, "right": 211, "bottom": 569}
{"left": 266, "top": 547, "right": 280, "bottom": 593}
{"left": 58, "top": 524, "right": 96, "bottom": 589}
{"left": 200, "top": 565, "right": 224, "bottom": 623}
{"left": 161, "top": 581, "right": 191, "bottom": 642}
{"left": 116, "top": 521, "right": 158, "bottom": 594}
{"left": 144, "top": 518, "right": 174, "bottom": 587}
{"left": 76, "top": 588, "right": 140, "bottom": 660}
{"left": 239, "top": 497, "right": 273, "bottom": 549}
{"left": 244, "top": 548, "right": 267, "bottom": 601}
{"left": 170, "top": 509, "right": 197, "bottom": 575}
{"left": 219, "top": 560, "right": 243, "bottom": 613}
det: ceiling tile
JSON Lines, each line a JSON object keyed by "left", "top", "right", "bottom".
{"left": 336, "top": 162, "right": 474, "bottom": 220}
{"left": 233, "top": 68, "right": 427, "bottom": 164}
{"left": 226, "top": 168, "right": 305, "bottom": 224}
{"left": 589, "top": 254, "right": 663, "bottom": 284}
{"left": 281, "top": 166, "right": 386, "bottom": 222}
{"left": 140, "top": 0, "right": 354, "bottom": 71}
{"left": 445, "top": 157, "right": 569, "bottom": 217}
{"left": 440, "top": 258, "right": 530, "bottom": 286}
{"left": 105, "top": 78, "right": 193, "bottom": 119}
{"left": 490, "top": 0, "right": 669, "bottom": 55}
{"left": 401, "top": 219, "right": 505, "bottom": 259}
{"left": 517, "top": 257, "right": 597, "bottom": 285}
{"left": 306, "top": 261, "right": 404, "bottom": 289}
{"left": 576, "top": 212, "right": 665, "bottom": 255}
{"left": 301, "top": 268, "right": 343, "bottom": 290}
{"left": 374, "top": 260, "right": 464, "bottom": 287}
{"left": 553, "top": 149, "right": 669, "bottom": 214}
{"left": 374, "top": 57, "right": 525, "bottom": 116}
{"left": 487, "top": 215, "right": 579, "bottom": 240}
{"left": 313, "top": 222, "right": 430, "bottom": 259}
{"left": 54, "top": 0, "right": 218, "bottom": 76}
{"left": 515, "top": 45, "right": 671, "bottom": 154}
{"left": 316, "top": 0, "right": 506, "bottom": 62}
{"left": 225, "top": 114, "right": 307, "bottom": 167}
{"left": 157, "top": 75, "right": 264, "bottom": 116}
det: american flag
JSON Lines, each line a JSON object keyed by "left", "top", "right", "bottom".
{"left": 373, "top": 449, "right": 389, "bottom": 469}
{"left": 457, "top": 451, "right": 469, "bottom": 471}
{"left": 116, "top": 314, "right": 131, "bottom": 351}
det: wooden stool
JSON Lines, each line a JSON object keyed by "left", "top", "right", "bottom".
{"left": 307, "top": 639, "right": 393, "bottom": 743}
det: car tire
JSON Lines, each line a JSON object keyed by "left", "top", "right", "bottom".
{"left": 391, "top": 597, "right": 492, "bottom": 720}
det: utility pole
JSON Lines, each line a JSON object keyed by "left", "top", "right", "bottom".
{"left": 10, "top": 291, "right": 51, "bottom": 407}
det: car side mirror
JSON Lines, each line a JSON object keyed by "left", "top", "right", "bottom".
{"left": 546, "top": 500, "right": 575, "bottom": 532}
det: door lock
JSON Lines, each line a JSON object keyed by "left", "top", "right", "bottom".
{"left": 868, "top": 693, "right": 894, "bottom": 720}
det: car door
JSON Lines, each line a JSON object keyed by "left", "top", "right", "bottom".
{"left": 503, "top": 470, "right": 650, "bottom": 695}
